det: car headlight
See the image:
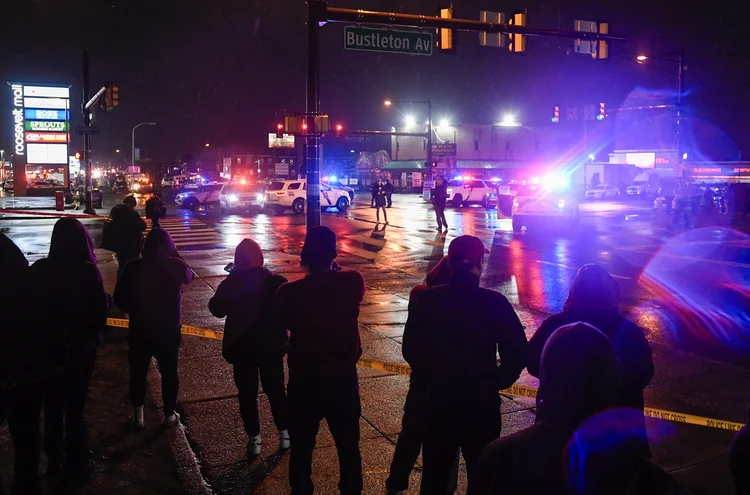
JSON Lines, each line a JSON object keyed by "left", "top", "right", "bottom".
{"left": 132, "top": 183, "right": 140, "bottom": 190}
{"left": 256, "top": 193, "right": 265, "bottom": 202}
{"left": 228, "top": 194, "right": 239, "bottom": 203}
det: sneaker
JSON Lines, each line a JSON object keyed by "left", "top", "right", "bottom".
{"left": 132, "top": 406, "right": 145, "bottom": 430}
{"left": 247, "top": 435, "right": 261, "bottom": 457}
{"left": 279, "top": 430, "right": 291, "bottom": 450}
{"left": 163, "top": 412, "right": 180, "bottom": 428}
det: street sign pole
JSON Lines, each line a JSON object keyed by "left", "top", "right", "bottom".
{"left": 305, "top": 0, "right": 322, "bottom": 229}
{"left": 427, "top": 99, "right": 433, "bottom": 179}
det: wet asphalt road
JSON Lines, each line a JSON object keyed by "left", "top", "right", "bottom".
{"left": 1, "top": 192, "right": 749, "bottom": 494}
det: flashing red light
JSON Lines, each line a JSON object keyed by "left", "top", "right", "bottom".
{"left": 336, "top": 124, "right": 343, "bottom": 131}
{"left": 301, "top": 122, "right": 308, "bottom": 131}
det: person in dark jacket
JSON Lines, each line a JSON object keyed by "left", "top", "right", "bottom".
{"left": 526, "top": 264, "right": 654, "bottom": 456}
{"left": 145, "top": 191, "right": 166, "bottom": 228}
{"left": 209, "top": 238, "right": 289, "bottom": 457}
{"left": 278, "top": 226, "right": 365, "bottom": 495}
{"left": 431, "top": 177, "right": 448, "bottom": 232}
{"left": 385, "top": 179, "right": 395, "bottom": 207}
{"left": 371, "top": 181, "right": 379, "bottom": 207}
{"left": 1, "top": 234, "right": 48, "bottom": 495}
{"left": 470, "top": 322, "right": 685, "bottom": 495}
{"left": 730, "top": 393, "right": 750, "bottom": 495}
{"left": 113, "top": 228, "right": 193, "bottom": 428}
{"left": 30, "top": 219, "right": 108, "bottom": 484}
{"left": 386, "top": 256, "right": 458, "bottom": 495}
{"left": 404, "top": 235, "right": 528, "bottom": 494}
{"left": 374, "top": 179, "right": 388, "bottom": 224}
{"left": 110, "top": 195, "right": 147, "bottom": 280}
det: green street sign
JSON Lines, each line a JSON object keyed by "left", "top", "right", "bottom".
{"left": 344, "top": 26, "right": 433, "bottom": 56}
{"left": 25, "top": 120, "right": 69, "bottom": 132}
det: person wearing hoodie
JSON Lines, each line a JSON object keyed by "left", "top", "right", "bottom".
{"left": 114, "top": 228, "right": 193, "bottom": 428}
{"left": 30, "top": 219, "right": 108, "bottom": 484}
{"left": 109, "top": 195, "right": 147, "bottom": 280}
{"left": 1, "top": 234, "right": 48, "bottom": 495}
{"left": 729, "top": 393, "right": 750, "bottom": 494}
{"left": 404, "top": 236, "right": 527, "bottom": 494}
{"left": 208, "top": 239, "right": 290, "bottom": 457}
{"left": 386, "top": 256, "right": 458, "bottom": 495}
{"left": 469, "top": 322, "right": 685, "bottom": 495}
{"left": 278, "top": 226, "right": 365, "bottom": 495}
{"left": 526, "top": 264, "right": 654, "bottom": 456}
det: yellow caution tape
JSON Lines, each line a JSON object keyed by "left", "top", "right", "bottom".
{"left": 106, "top": 318, "right": 746, "bottom": 432}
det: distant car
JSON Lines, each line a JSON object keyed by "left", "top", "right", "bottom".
{"left": 323, "top": 180, "right": 355, "bottom": 202}
{"left": 263, "top": 179, "right": 350, "bottom": 215}
{"left": 585, "top": 184, "right": 620, "bottom": 200}
{"left": 446, "top": 179, "right": 497, "bottom": 208}
{"left": 175, "top": 183, "right": 224, "bottom": 211}
{"left": 161, "top": 176, "right": 177, "bottom": 188}
{"left": 219, "top": 183, "right": 265, "bottom": 214}
{"left": 2, "top": 179, "right": 13, "bottom": 192}
{"left": 512, "top": 181, "right": 580, "bottom": 232}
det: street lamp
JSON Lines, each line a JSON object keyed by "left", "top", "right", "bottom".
{"left": 205, "top": 143, "right": 210, "bottom": 148}
{"left": 116, "top": 149, "right": 120, "bottom": 153}
{"left": 384, "top": 99, "right": 433, "bottom": 175}
{"left": 634, "top": 48, "right": 685, "bottom": 162}
{"left": 404, "top": 115, "right": 416, "bottom": 130}
{"left": 131, "top": 122, "right": 156, "bottom": 168}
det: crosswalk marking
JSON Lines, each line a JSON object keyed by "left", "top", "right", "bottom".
{"left": 144, "top": 218, "right": 223, "bottom": 251}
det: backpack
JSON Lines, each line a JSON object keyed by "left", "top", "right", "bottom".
{"left": 100, "top": 219, "right": 123, "bottom": 252}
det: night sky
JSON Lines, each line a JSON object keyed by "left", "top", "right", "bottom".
{"left": 1, "top": 0, "right": 747, "bottom": 162}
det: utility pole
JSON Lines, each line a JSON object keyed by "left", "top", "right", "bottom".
{"left": 82, "top": 51, "right": 95, "bottom": 215}
{"left": 305, "top": 0, "right": 322, "bottom": 229}
{"left": 427, "top": 99, "right": 433, "bottom": 178}
{"left": 676, "top": 46, "right": 684, "bottom": 164}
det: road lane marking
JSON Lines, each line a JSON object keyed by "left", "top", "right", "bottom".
{"left": 535, "top": 260, "right": 632, "bottom": 280}
{"left": 345, "top": 234, "right": 387, "bottom": 248}
{"left": 339, "top": 244, "right": 378, "bottom": 260}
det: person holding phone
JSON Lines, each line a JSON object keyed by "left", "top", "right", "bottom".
{"left": 209, "top": 239, "right": 290, "bottom": 457}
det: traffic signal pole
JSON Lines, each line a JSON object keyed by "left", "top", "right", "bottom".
{"left": 82, "top": 51, "right": 95, "bottom": 215}
{"left": 303, "top": 0, "right": 626, "bottom": 231}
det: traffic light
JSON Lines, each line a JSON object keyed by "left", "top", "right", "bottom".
{"left": 301, "top": 121, "right": 308, "bottom": 132}
{"left": 74, "top": 151, "right": 82, "bottom": 160}
{"left": 436, "top": 4, "right": 455, "bottom": 52}
{"left": 99, "top": 83, "right": 119, "bottom": 112}
{"left": 431, "top": 161, "right": 438, "bottom": 168}
{"left": 508, "top": 12, "right": 527, "bottom": 53}
{"left": 335, "top": 124, "right": 343, "bottom": 137}
{"left": 552, "top": 105, "right": 560, "bottom": 123}
{"left": 597, "top": 102, "right": 605, "bottom": 121}
{"left": 276, "top": 123, "right": 284, "bottom": 138}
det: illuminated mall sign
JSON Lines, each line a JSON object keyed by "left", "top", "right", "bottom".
{"left": 626, "top": 152, "right": 656, "bottom": 168}
{"left": 24, "top": 132, "right": 69, "bottom": 143}
{"left": 25, "top": 120, "right": 68, "bottom": 132}
{"left": 9, "top": 83, "right": 70, "bottom": 164}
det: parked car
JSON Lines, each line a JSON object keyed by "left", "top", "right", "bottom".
{"left": 446, "top": 179, "right": 497, "bottom": 207}
{"left": 161, "top": 176, "right": 177, "bottom": 188}
{"left": 219, "top": 182, "right": 265, "bottom": 214}
{"left": 585, "top": 184, "right": 620, "bottom": 200}
{"left": 263, "top": 179, "right": 350, "bottom": 215}
{"left": 112, "top": 175, "right": 129, "bottom": 194}
{"left": 512, "top": 182, "right": 580, "bottom": 232}
{"left": 175, "top": 183, "right": 224, "bottom": 211}
{"left": 322, "top": 179, "right": 355, "bottom": 202}
{"left": 2, "top": 179, "right": 13, "bottom": 192}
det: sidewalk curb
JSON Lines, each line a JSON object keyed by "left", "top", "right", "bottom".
{"left": 146, "top": 360, "right": 214, "bottom": 495}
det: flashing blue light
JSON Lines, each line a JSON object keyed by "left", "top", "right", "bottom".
{"left": 596, "top": 115, "right": 604, "bottom": 121}
{"left": 551, "top": 117, "right": 559, "bottom": 123}
{"left": 330, "top": 176, "right": 338, "bottom": 182}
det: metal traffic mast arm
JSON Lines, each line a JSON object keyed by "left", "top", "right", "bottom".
{"left": 323, "top": 4, "right": 626, "bottom": 41}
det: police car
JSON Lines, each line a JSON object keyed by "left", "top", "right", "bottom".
{"left": 175, "top": 183, "right": 224, "bottom": 211}
{"left": 446, "top": 179, "right": 497, "bottom": 208}
{"left": 511, "top": 175, "right": 580, "bottom": 232}
{"left": 263, "top": 179, "right": 350, "bottom": 215}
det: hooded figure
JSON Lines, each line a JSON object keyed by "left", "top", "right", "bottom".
{"left": 209, "top": 239, "right": 289, "bottom": 456}
{"left": 469, "top": 322, "right": 624, "bottom": 494}
{"left": 114, "top": 228, "right": 193, "bottom": 429}
{"left": 30, "top": 218, "right": 108, "bottom": 483}
{"left": 278, "top": 226, "right": 366, "bottom": 495}
{"left": 1, "top": 234, "right": 45, "bottom": 495}
{"left": 528, "top": 264, "right": 654, "bottom": 416}
{"left": 109, "top": 196, "right": 147, "bottom": 279}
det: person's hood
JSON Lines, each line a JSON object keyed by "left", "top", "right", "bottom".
{"left": 49, "top": 218, "right": 97, "bottom": 264}
{"left": 536, "top": 322, "right": 623, "bottom": 428}
{"left": 425, "top": 256, "right": 451, "bottom": 286}
{"left": 564, "top": 264, "right": 619, "bottom": 312}
{"left": 143, "top": 228, "right": 176, "bottom": 259}
{"left": 234, "top": 238, "right": 264, "bottom": 271}
{"left": 0, "top": 233, "right": 28, "bottom": 276}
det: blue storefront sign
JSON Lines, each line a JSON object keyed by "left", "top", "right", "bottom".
{"left": 24, "top": 109, "right": 69, "bottom": 121}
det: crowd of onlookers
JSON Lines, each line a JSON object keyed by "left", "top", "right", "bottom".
{"left": 1, "top": 201, "right": 749, "bottom": 494}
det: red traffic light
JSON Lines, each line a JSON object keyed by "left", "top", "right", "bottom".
{"left": 301, "top": 122, "right": 308, "bottom": 131}
{"left": 275, "top": 123, "right": 284, "bottom": 138}
{"left": 336, "top": 124, "right": 343, "bottom": 131}
{"left": 74, "top": 151, "right": 82, "bottom": 160}
{"left": 276, "top": 123, "right": 283, "bottom": 130}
